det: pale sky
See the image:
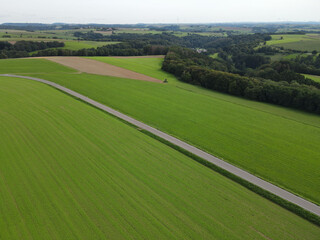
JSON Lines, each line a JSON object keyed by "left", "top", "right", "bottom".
{"left": 1, "top": 0, "right": 320, "bottom": 24}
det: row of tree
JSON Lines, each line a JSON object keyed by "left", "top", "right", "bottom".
{"left": 0, "top": 41, "right": 64, "bottom": 58}
{"left": 33, "top": 42, "right": 168, "bottom": 57}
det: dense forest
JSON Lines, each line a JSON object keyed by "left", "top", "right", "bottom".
{"left": 74, "top": 31, "right": 270, "bottom": 49}
{"left": 162, "top": 47, "right": 320, "bottom": 114}
{"left": 32, "top": 41, "right": 169, "bottom": 57}
{"left": 31, "top": 31, "right": 270, "bottom": 57}
{"left": 0, "top": 41, "right": 64, "bottom": 58}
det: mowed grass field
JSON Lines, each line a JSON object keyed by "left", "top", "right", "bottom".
{"left": 267, "top": 34, "right": 320, "bottom": 52}
{"left": 0, "top": 58, "right": 77, "bottom": 74}
{"left": 1, "top": 58, "right": 320, "bottom": 206}
{"left": 304, "top": 74, "right": 320, "bottom": 83}
{"left": 0, "top": 37, "right": 118, "bottom": 51}
{"left": 0, "top": 29, "right": 119, "bottom": 51}
{"left": 61, "top": 41, "right": 119, "bottom": 50}
{"left": 0, "top": 28, "right": 91, "bottom": 40}
{"left": 2, "top": 77, "right": 320, "bottom": 239}
{"left": 1, "top": 57, "right": 317, "bottom": 206}
{"left": 0, "top": 58, "right": 320, "bottom": 206}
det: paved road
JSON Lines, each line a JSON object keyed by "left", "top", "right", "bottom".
{"left": 1, "top": 74, "right": 320, "bottom": 217}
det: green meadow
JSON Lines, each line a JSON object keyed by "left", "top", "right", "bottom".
{"left": 0, "top": 29, "right": 119, "bottom": 51}
{"left": 0, "top": 28, "right": 86, "bottom": 40}
{"left": 0, "top": 57, "right": 317, "bottom": 205}
{"left": 0, "top": 58, "right": 77, "bottom": 74}
{"left": 267, "top": 34, "right": 320, "bottom": 52}
{"left": 0, "top": 38, "right": 118, "bottom": 50}
{"left": 209, "top": 53, "right": 219, "bottom": 58}
{"left": 61, "top": 40, "right": 119, "bottom": 50}
{"left": 2, "top": 76, "right": 320, "bottom": 239}
{"left": 98, "top": 29, "right": 226, "bottom": 37}
{"left": 304, "top": 74, "right": 320, "bottom": 83}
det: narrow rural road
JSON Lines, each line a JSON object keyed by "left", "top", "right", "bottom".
{"left": 1, "top": 74, "right": 320, "bottom": 217}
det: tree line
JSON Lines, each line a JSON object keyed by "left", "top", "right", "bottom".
{"left": 162, "top": 47, "right": 320, "bottom": 114}
{"left": 32, "top": 41, "right": 168, "bottom": 57}
{"left": 0, "top": 41, "right": 64, "bottom": 58}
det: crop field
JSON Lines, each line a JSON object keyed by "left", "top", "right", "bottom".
{"left": 304, "top": 74, "right": 320, "bottom": 83}
{"left": 282, "top": 53, "right": 304, "bottom": 60}
{"left": 0, "top": 28, "right": 86, "bottom": 40}
{"left": 0, "top": 58, "right": 77, "bottom": 74}
{"left": 0, "top": 37, "right": 118, "bottom": 50}
{"left": 0, "top": 29, "right": 119, "bottom": 50}
{"left": 209, "top": 53, "right": 219, "bottom": 58}
{"left": 2, "top": 57, "right": 318, "bottom": 205}
{"left": 173, "top": 32, "right": 226, "bottom": 37}
{"left": 2, "top": 76, "right": 320, "bottom": 239}
{"left": 95, "top": 28, "right": 226, "bottom": 37}
{"left": 267, "top": 34, "right": 320, "bottom": 52}
{"left": 114, "top": 28, "right": 162, "bottom": 34}
{"left": 61, "top": 41, "right": 119, "bottom": 50}
{"left": 179, "top": 25, "right": 252, "bottom": 34}
{"left": 267, "top": 35, "right": 308, "bottom": 45}
{"left": 45, "top": 57, "right": 162, "bottom": 82}
{"left": 261, "top": 52, "right": 312, "bottom": 62}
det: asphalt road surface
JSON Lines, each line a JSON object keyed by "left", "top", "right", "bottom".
{"left": 1, "top": 74, "right": 319, "bottom": 217}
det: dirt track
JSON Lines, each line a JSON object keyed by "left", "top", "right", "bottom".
{"left": 46, "top": 57, "right": 163, "bottom": 83}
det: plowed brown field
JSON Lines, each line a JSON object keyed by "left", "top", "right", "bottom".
{"left": 46, "top": 57, "right": 162, "bottom": 83}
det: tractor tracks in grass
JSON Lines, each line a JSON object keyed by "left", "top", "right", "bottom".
{"left": 1, "top": 74, "right": 319, "bottom": 221}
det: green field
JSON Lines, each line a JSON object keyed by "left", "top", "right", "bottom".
{"left": 0, "top": 28, "right": 86, "bottom": 40}
{"left": 0, "top": 29, "right": 119, "bottom": 50}
{"left": 2, "top": 76, "right": 320, "bottom": 239}
{"left": 96, "top": 28, "right": 226, "bottom": 37}
{"left": 0, "top": 37, "right": 118, "bottom": 51}
{"left": 304, "top": 74, "right": 320, "bottom": 83}
{"left": 0, "top": 58, "right": 77, "bottom": 74}
{"left": 61, "top": 41, "right": 119, "bottom": 50}
{"left": 260, "top": 52, "right": 312, "bottom": 62}
{"left": 115, "top": 29, "right": 162, "bottom": 34}
{"left": 1, "top": 57, "right": 318, "bottom": 205}
{"left": 209, "top": 53, "right": 219, "bottom": 58}
{"left": 267, "top": 34, "right": 320, "bottom": 52}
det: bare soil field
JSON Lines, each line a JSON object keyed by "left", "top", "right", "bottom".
{"left": 46, "top": 57, "right": 163, "bottom": 83}
{"left": 94, "top": 31, "right": 113, "bottom": 35}
{"left": 113, "top": 55, "right": 165, "bottom": 59}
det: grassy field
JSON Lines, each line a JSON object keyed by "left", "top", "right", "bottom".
{"left": 0, "top": 58, "right": 77, "bottom": 74}
{"left": 267, "top": 34, "right": 320, "bottom": 52}
{"left": 0, "top": 28, "right": 85, "bottom": 40}
{"left": 0, "top": 37, "right": 118, "bottom": 50}
{"left": 0, "top": 29, "right": 119, "bottom": 50}
{"left": 259, "top": 52, "right": 312, "bottom": 62}
{"left": 282, "top": 53, "right": 303, "bottom": 60}
{"left": 304, "top": 74, "right": 320, "bottom": 83}
{"left": 209, "top": 53, "right": 219, "bottom": 58}
{"left": 1, "top": 57, "right": 317, "bottom": 205}
{"left": 61, "top": 41, "right": 119, "bottom": 50}
{"left": 96, "top": 28, "right": 226, "bottom": 37}
{"left": 2, "top": 76, "right": 320, "bottom": 239}
{"left": 115, "top": 29, "right": 162, "bottom": 34}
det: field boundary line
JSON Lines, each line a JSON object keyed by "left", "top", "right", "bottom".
{"left": 1, "top": 74, "right": 319, "bottom": 225}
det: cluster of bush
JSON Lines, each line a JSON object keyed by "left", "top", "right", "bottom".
{"left": 162, "top": 47, "right": 320, "bottom": 114}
